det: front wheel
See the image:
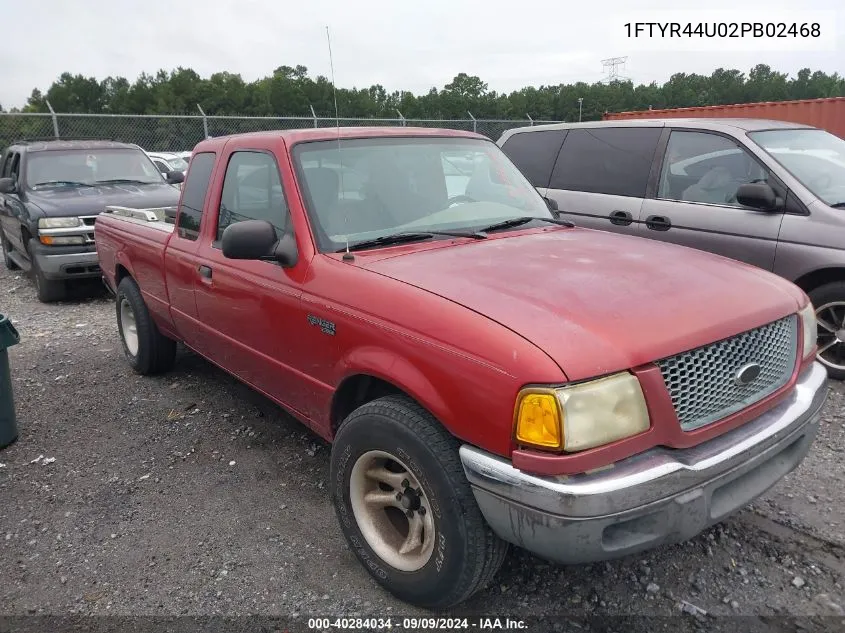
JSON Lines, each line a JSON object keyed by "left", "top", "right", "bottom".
{"left": 32, "top": 258, "right": 66, "bottom": 303}
{"left": 1, "top": 233, "right": 19, "bottom": 271}
{"left": 809, "top": 281, "right": 845, "bottom": 380}
{"left": 330, "top": 395, "right": 508, "bottom": 609}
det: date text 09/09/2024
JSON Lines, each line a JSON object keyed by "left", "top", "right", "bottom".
{"left": 624, "top": 22, "right": 821, "bottom": 38}
{"left": 307, "top": 617, "right": 528, "bottom": 630}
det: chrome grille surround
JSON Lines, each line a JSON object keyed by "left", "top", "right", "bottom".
{"left": 656, "top": 315, "right": 798, "bottom": 431}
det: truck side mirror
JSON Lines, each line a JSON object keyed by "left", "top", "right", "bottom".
{"left": 543, "top": 196, "right": 558, "bottom": 212}
{"left": 0, "top": 178, "right": 16, "bottom": 194}
{"left": 221, "top": 220, "right": 298, "bottom": 268}
{"left": 736, "top": 182, "right": 782, "bottom": 211}
{"left": 165, "top": 171, "right": 185, "bottom": 185}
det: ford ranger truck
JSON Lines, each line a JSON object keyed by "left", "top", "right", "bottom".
{"left": 94, "top": 127, "right": 829, "bottom": 609}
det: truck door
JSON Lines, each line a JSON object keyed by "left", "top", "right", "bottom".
{"left": 164, "top": 150, "right": 218, "bottom": 345}
{"left": 192, "top": 142, "right": 312, "bottom": 417}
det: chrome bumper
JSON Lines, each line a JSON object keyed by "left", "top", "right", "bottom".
{"left": 459, "top": 361, "right": 828, "bottom": 564}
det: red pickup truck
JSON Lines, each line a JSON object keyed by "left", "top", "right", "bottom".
{"left": 94, "top": 127, "right": 829, "bottom": 609}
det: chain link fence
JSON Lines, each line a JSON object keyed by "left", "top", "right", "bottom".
{"left": 0, "top": 112, "right": 562, "bottom": 152}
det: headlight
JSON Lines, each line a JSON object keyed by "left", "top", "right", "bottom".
{"left": 38, "top": 217, "right": 82, "bottom": 229}
{"left": 799, "top": 302, "right": 817, "bottom": 360}
{"left": 514, "top": 372, "right": 651, "bottom": 452}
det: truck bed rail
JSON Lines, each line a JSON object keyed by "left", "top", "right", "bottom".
{"left": 103, "top": 206, "right": 177, "bottom": 224}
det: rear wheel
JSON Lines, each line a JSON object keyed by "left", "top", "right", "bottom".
{"left": 116, "top": 276, "right": 176, "bottom": 375}
{"left": 330, "top": 395, "right": 508, "bottom": 609}
{"left": 809, "top": 281, "right": 845, "bottom": 381}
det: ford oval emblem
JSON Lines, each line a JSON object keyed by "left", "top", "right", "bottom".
{"left": 735, "top": 362, "right": 762, "bottom": 386}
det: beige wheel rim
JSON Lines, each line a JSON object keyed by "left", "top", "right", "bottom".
{"left": 349, "top": 449, "right": 436, "bottom": 572}
{"left": 119, "top": 298, "right": 139, "bottom": 356}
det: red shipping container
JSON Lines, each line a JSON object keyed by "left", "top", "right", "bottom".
{"left": 603, "top": 97, "right": 845, "bottom": 139}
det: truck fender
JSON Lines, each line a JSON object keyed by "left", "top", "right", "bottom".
{"left": 332, "top": 345, "right": 453, "bottom": 433}
{"left": 114, "top": 249, "right": 137, "bottom": 286}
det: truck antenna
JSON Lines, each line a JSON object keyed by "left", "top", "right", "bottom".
{"left": 325, "top": 26, "right": 352, "bottom": 261}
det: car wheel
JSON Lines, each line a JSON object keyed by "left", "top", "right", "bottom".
{"left": 330, "top": 394, "right": 508, "bottom": 609}
{"left": 1, "top": 234, "right": 19, "bottom": 271}
{"left": 116, "top": 276, "right": 177, "bottom": 375}
{"left": 809, "top": 282, "right": 845, "bottom": 381}
{"left": 31, "top": 258, "right": 66, "bottom": 303}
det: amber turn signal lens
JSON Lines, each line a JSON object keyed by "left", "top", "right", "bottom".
{"left": 514, "top": 391, "right": 562, "bottom": 449}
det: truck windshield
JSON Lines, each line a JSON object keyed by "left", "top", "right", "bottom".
{"left": 25, "top": 148, "right": 164, "bottom": 189}
{"left": 292, "top": 136, "right": 553, "bottom": 252}
{"left": 747, "top": 129, "right": 845, "bottom": 207}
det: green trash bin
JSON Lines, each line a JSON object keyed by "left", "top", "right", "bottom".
{"left": 0, "top": 314, "right": 20, "bottom": 449}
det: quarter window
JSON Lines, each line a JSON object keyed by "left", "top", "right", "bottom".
{"left": 549, "top": 127, "right": 661, "bottom": 197}
{"left": 176, "top": 151, "right": 216, "bottom": 241}
{"left": 217, "top": 151, "right": 289, "bottom": 242}
{"left": 657, "top": 131, "right": 769, "bottom": 207}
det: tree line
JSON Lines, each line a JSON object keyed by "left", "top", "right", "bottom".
{"left": 3, "top": 63, "right": 844, "bottom": 121}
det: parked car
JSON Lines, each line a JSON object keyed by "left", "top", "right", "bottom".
{"left": 0, "top": 139, "right": 183, "bottom": 301}
{"left": 95, "top": 127, "right": 828, "bottom": 609}
{"left": 498, "top": 119, "right": 845, "bottom": 379}
{"left": 146, "top": 151, "right": 190, "bottom": 175}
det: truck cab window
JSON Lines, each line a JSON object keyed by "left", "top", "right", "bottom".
{"left": 217, "top": 151, "right": 289, "bottom": 242}
{"left": 176, "top": 151, "right": 216, "bottom": 241}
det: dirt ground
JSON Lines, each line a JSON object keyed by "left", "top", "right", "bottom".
{"left": 1, "top": 265, "right": 844, "bottom": 632}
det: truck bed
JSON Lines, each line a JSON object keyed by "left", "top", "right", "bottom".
{"left": 95, "top": 205, "right": 180, "bottom": 338}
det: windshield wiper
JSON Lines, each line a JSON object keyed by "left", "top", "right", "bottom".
{"left": 477, "top": 215, "right": 575, "bottom": 233}
{"left": 830, "top": 202, "right": 845, "bottom": 208}
{"left": 340, "top": 229, "right": 487, "bottom": 253}
{"left": 31, "top": 180, "right": 94, "bottom": 188}
{"left": 93, "top": 179, "right": 158, "bottom": 185}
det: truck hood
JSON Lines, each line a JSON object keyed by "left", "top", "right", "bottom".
{"left": 361, "top": 228, "right": 805, "bottom": 381}
{"left": 25, "top": 183, "right": 181, "bottom": 217}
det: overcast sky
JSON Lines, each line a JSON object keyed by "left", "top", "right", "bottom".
{"left": 0, "top": 0, "right": 841, "bottom": 110}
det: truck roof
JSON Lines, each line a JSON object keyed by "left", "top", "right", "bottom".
{"left": 192, "top": 126, "right": 489, "bottom": 153}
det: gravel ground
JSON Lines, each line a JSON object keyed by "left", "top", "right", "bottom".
{"left": 1, "top": 265, "right": 844, "bottom": 632}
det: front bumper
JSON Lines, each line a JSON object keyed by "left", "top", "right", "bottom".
{"left": 30, "top": 239, "right": 101, "bottom": 280}
{"left": 459, "top": 361, "right": 829, "bottom": 564}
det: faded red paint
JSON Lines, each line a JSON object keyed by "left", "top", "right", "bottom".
{"left": 604, "top": 97, "right": 845, "bottom": 139}
{"left": 94, "top": 127, "right": 812, "bottom": 477}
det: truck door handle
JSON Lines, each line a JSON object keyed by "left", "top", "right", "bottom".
{"left": 609, "top": 210, "right": 633, "bottom": 226}
{"left": 645, "top": 215, "right": 672, "bottom": 231}
{"left": 198, "top": 265, "right": 213, "bottom": 279}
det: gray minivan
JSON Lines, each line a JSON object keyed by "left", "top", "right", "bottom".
{"left": 498, "top": 118, "right": 845, "bottom": 379}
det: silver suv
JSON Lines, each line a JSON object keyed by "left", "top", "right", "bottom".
{"left": 498, "top": 118, "right": 845, "bottom": 379}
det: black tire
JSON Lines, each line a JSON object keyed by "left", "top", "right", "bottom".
{"left": 32, "top": 257, "right": 66, "bottom": 303}
{"left": 1, "top": 233, "right": 19, "bottom": 271}
{"left": 330, "top": 395, "right": 508, "bottom": 609}
{"left": 115, "top": 276, "right": 177, "bottom": 375}
{"left": 808, "top": 281, "right": 845, "bottom": 381}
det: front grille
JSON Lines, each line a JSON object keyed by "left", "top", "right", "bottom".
{"left": 656, "top": 315, "right": 798, "bottom": 431}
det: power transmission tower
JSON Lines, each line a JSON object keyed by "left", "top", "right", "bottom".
{"left": 601, "top": 57, "right": 629, "bottom": 83}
